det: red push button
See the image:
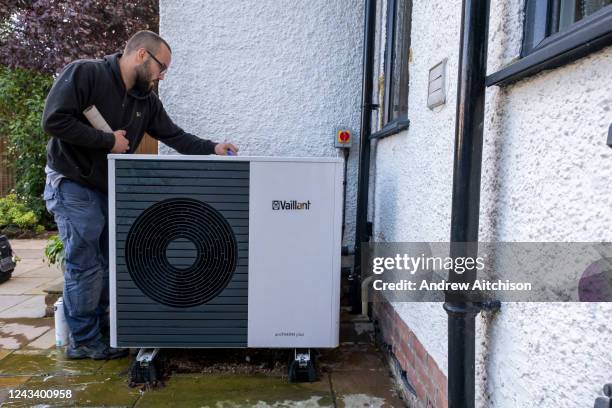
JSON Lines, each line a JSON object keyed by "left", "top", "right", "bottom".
{"left": 337, "top": 130, "right": 351, "bottom": 145}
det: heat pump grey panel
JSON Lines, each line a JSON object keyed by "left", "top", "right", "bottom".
{"left": 114, "top": 159, "right": 249, "bottom": 347}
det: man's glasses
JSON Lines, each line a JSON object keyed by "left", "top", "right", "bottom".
{"left": 145, "top": 50, "right": 168, "bottom": 75}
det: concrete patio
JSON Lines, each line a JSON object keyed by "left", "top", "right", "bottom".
{"left": 0, "top": 239, "right": 62, "bottom": 319}
{"left": 0, "top": 240, "right": 406, "bottom": 407}
{"left": 0, "top": 317, "right": 405, "bottom": 407}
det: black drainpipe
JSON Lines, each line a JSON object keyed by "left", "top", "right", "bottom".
{"left": 351, "top": 0, "right": 377, "bottom": 314}
{"left": 444, "top": 0, "right": 490, "bottom": 407}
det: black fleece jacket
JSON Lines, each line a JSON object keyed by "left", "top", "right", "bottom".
{"left": 42, "top": 53, "right": 217, "bottom": 192}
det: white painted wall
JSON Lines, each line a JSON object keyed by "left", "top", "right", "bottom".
{"left": 159, "top": 0, "right": 364, "bottom": 245}
{"left": 477, "top": 1, "right": 612, "bottom": 406}
{"left": 160, "top": 0, "right": 612, "bottom": 406}
{"left": 372, "top": 0, "right": 463, "bottom": 382}
{"left": 372, "top": 0, "right": 612, "bottom": 407}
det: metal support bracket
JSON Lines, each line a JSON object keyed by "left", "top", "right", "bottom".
{"left": 294, "top": 349, "right": 311, "bottom": 369}
{"left": 136, "top": 348, "right": 159, "bottom": 367}
{"left": 477, "top": 300, "right": 502, "bottom": 313}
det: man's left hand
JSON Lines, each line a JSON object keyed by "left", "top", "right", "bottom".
{"left": 214, "top": 143, "right": 239, "bottom": 156}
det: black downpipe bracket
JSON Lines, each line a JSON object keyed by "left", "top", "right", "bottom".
{"left": 444, "top": 0, "right": 490, "bottom": 407}
{"left": 351, "top": 0, "right": 377, "bottom": 314}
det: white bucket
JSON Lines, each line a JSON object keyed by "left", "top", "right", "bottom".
{"left": 54, "top": 297, "right": 69, "bottom": 347}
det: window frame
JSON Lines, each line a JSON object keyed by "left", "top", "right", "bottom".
{"left": 487, "top": 1, "right": 612, "bottom": 87}
{"left": 371, "top": 0, "right": 411, "bottom": 140}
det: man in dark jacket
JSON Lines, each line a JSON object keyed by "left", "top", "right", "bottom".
{"left": 42, "top": 30, "right": 237, "bottom": 360}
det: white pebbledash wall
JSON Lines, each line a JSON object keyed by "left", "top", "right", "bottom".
{"left": 158, "top": 0, "right": 364, "bottom": 245}
{"left": 373, "top": 0, "right": 612, "bottom": 407}
{"left": 160, "top": 0, "right": 612, "bottom": 406}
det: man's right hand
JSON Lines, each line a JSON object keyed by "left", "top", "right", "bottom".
{"left": 111, "top": 130, "right": 129, "bottom": 153}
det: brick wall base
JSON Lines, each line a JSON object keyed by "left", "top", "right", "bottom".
{"left": 372, "top": 299, "right": 448, "bottom": 408}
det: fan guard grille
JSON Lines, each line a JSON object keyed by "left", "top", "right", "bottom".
{"left": 125, "top": 198, "right": 237, "bottom": 308}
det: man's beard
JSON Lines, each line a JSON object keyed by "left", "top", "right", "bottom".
{"left": 134, "top": 62, "right": 154, "bottom": 94}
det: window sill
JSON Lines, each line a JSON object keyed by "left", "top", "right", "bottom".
{"left": 370, "top": 118, "right": 410, "bottom": 140}
{"left": 486, "top": 6, "right": 612, "bottom": 87}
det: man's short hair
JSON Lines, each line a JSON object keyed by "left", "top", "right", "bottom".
{"left": 124, "top": 30, "right": 172, "bottom": 55}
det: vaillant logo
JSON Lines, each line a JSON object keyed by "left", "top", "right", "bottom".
{"left": 272, "top": 200, "right": 311, "bottom": 210}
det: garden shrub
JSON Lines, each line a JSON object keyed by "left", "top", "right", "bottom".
{"left": 0, "top": 66, "right": 53, "bottom": 226}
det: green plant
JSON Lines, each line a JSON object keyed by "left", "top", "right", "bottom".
{"left": 0, "top": 194, "right": 44, "bottom": 232}
{"left": 44, "top": 234, "right": 64, "bottom": 268}
{"left": 0, "top": 66, "right": 53, "bottom": 226}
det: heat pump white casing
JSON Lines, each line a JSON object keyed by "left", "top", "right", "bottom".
{"left": 109, "top": 155, "right": 343, "bottom": 349}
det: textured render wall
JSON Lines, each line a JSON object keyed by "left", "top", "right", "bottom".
{"left": 477, "top": 1, "right": 612, "bottom": 406}
{"left": 372, "top": 0, "right": 612, "bottom": 407}
{"left": 159, "top": 0, "right": 364, "bottom": 245}
{"left": 372, "top": 0, "right": 464, "bottom": 377}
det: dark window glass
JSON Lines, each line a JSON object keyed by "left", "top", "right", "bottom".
{"left": 523, "top": 0, "right": 550, "bottom": 53}
{"left": 523, "top": 0, "right": 612, "bottom": 55}
{"left": 488, "top": 0, "right": 612, "bottom": 85}
{"left": 558, "top": 0, "right": 612, "bottom": 31}
{"left": 385, "top": 0, "right": 412, "bottom": 124}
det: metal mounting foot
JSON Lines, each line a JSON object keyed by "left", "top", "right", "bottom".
{"left": 128, "top": 348, "right": 163, "bottom": 389}
{"left": 288, "top": 348, "right": 318, "bottom": 383}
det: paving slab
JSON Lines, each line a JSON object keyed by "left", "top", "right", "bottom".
{"left": 0, "top": 376, "right": 31, "bottom": 405}
{"left": 0, "top": 330, "right": 42, "bottom": 350}
{"left": 97, "top": 355, "right": 136, "bottom": 378}
{"left": 0, "top": 349, "right": 104, "bottom": 377}
{"left": 0, "top": 296, "right": 32, "bottom": 313}
{"left": 98, "top": 356, "right": 133, "bottom": 376}
{"left": 0, "top": 296, "right": 46, "bottom": 318}
{"left": 10, "top": 261, "right": 46, "bottom": 277}
{"left": 135, "top": 374, "right": 334, "bottom": 408}
{"left": 0, "top": 240, "right": 63, "bottom": 318}
{"left": 11, "top": 249, "right": 47, "bottom": 261}
{"left": 320, "top": 343, "right": 405, "bottom": 408}
{"left": 0, "top": 320, "right": 52, "bottom": 349}
{"left": 9, "top": 239, "right": 58, "bottom": 277}
{"left": 9, "top": 239, "right": 49, "bottom": 251}
{"left": 0, "top": 311, "right": 407, "bottom": 407}
{"left": 25, "top": 329, "right": 56, "bottom": 350}
{"left": 44, "top": 282, "right": 63, "bottom": 294}
{"left": 320, "top": 344, "right": 388, "bottom": 372}
{"left": 13, "top": 264, "right": 60, "bottom": 278}
{"left": 0, "top": 278, "right": 49, "bottom": 296}
{"left": 331, "top": 370, "right": 404, "bottom": 408}
{"left": 0, "top": 349, "right": 13, "bottom": 361}
{"left": 1, "top": 374, "right": 140, "bottom": 407}
{"left": 24, "top": 276, "right": 63, "bottom": 296}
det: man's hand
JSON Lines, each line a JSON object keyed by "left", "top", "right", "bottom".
{"left": 111, "top": 130, "right": 129, "bottom": 153}
{"left": 214, "top": 142, "right": 238, "bottom": 156}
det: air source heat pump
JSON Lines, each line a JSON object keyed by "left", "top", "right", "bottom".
{"left": 109, "top": 155, "right": 342, "bottom": 349}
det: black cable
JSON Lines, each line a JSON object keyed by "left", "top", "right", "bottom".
{"left": 341, "top": 148, "right": 349, "bottom": 240}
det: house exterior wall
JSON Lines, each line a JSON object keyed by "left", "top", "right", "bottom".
{"left": 372, "top": 0, "right": 612, "bottom": 407}
{"left": 160, "top": 1, "right": 612, "bottom": 407}
{"left": 159, "top": 0, "right": 364, "bottom": 245}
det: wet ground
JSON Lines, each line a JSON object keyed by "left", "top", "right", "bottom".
{"left": 0, "top": 240, "right": 406, "bottom": 407}
{"left": 0, "top": 316, "right": 406, "bottom": 407}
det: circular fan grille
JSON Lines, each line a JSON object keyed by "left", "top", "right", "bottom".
{"left": 125, "top": 198, "right": 237, "bottom": 308}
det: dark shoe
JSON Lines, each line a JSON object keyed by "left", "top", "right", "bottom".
{"left": 66, "top": 339, "right": 129, "bottom": 360}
